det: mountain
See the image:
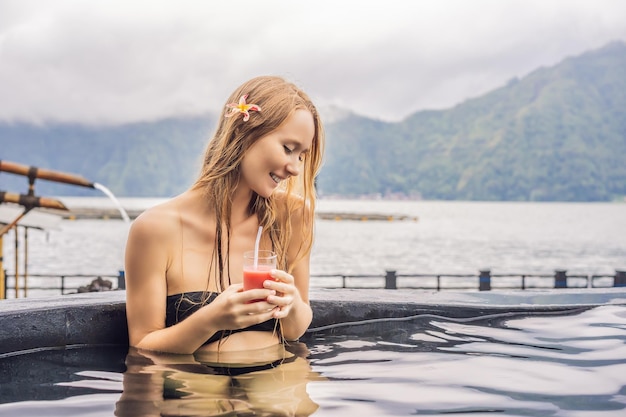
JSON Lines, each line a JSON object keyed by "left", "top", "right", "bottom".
{"left": 0, "top": 117, "right": 214, "bottom": 197}
{"left": 317, "top": 40, "right": 626, "bottom": 201}
{"left": 1, "top": 41, "right": 625, "bottom": 201}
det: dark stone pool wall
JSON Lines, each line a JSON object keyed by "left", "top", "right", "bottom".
{"left": 2, "top": 288, "right": 626, "bottom": 356}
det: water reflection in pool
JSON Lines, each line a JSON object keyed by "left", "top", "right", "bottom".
{"left": 1, "top": 305, "right": 625, "bottom": 416}
{"left": 116, "top": 343, "right": 322, "bottom": 416}
{"left": 304, "top": 305, "right": 626, "bottom": 416}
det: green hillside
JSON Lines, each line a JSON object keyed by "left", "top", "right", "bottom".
{"left": 1, "top": 41, "right": 625, "bottom": 201}
{"left": 0, "top": 117, "right": 213, "bottom": 197}
{"left": 317, "top": 41, "right": 626, "bottom": 201}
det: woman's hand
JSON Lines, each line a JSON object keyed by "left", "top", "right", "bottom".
{"left": 263, "top": 269, "right": 302, "bottom": 319}
{"left": 209, "top": 284, "right": 279, "bottom": 330}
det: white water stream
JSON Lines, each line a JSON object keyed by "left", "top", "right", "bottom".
{"left": 94, "top": 183, "right": 131, "bottom": 223}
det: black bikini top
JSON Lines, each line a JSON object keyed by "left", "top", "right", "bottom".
{"left": 165, "top": 291, "right": 279, "bottom": 345}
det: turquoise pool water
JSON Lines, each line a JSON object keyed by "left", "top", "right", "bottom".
{"left": 1, "top": 304, "right": 625, "bottom": 416}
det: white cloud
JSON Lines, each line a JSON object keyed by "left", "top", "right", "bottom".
{"left": 0, "top": 0, "right": 625, "bottom": 125}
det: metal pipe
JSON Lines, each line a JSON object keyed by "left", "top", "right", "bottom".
{"left": 0, "top": 209, "right": 29, "bottom": 238}
{"left": 0, "top": 191, "right": 68, "bottom": 210}
{"left": 0, "top": 193, "right": 67, "bottom": 237}
{"left": 0, "top": 160, "right": 95, "bottom": 189}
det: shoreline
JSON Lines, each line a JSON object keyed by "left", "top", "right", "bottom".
{"left": 40, "top": 207, "right": 419, "bottom": 222}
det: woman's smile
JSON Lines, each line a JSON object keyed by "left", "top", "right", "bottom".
{"left": 270, "top": 172, "right": 283, "bottom": 184}
{"left": 240, "top": 108, "right": 315, "bottom": 198}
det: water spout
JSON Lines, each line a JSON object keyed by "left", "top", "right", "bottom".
{"left": 94, "top": 183, "right": 131, "bottom": 223}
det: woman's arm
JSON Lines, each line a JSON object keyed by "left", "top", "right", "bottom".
{"left": 125, "top": 209, "right": 278, "bottom": 353}
{"left": 124, "top": 209, "right": 220, "bottom": 353}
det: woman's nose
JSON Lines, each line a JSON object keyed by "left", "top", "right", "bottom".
{"left": 286, "top": 159, "right": 301, "bottom": 177}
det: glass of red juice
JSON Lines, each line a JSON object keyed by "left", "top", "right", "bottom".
{"left": 243, "top": 250, "right": 277, "bottom": 302}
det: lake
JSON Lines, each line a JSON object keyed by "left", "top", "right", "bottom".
{"left": 2, "top": 198, "right": 625, "bottom": 296}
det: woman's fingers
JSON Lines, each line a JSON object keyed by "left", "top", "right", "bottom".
{"left": 211, "top": 285, "right": 277, "bottom": 329}
{"left": 257, "top": 270, "right": 300, "bottom": 318}
{"left": 239, "top": 288, "right": 276, "bottom": 302}
{"left": 264, "top": 270, "right": 295, "bottom": 294}
{"left": 269, "top": 269, "right": 294, "bottom": 284}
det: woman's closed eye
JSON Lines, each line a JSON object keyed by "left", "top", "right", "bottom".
{"left": 284, "top": 145, "right": 306, "bottom": 162}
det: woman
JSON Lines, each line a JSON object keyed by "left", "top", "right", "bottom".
{"left": 124, "top": 75, "right": 325, "bottom": 355}
{"left": 114, "top": 343, "right": 322, "bottom": 416}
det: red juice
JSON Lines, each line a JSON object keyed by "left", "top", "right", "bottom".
{"left": 243, "top": 267, "right": 273, "bottom": 302}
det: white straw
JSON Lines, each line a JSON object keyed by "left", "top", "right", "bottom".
{"left": 253, "top": 226, "right": 263, "bottom": 269}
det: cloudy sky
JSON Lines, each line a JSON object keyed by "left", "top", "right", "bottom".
{"left": 1, "top": 0, "right": 625, "bottom": 125}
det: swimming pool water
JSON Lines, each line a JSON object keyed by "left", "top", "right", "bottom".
{"left": 304, "top": 305, "right": 626, "bottom": 416}
{"left": 1, "top": 305, "right": 625, "bottom": 416}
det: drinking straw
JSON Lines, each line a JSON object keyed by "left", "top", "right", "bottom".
{"left": 254, "top": 226, "right": 263, "bottom": 269}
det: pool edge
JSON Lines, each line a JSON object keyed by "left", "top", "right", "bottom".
{"left": 2, "top": 288, "right": 625, "bottom": 355}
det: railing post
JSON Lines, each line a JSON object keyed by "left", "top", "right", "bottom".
{"left": 554, "top": 269, "right": 567, "bottom": 288}
{"left": 118, "top": 270, "right": 126, "bottom": 290}
{"left": 385, "top": 270, "right": 397, "bottom": 289}
{"left": 614, "top": 270, "right": 626, "bottom": 287}
{"left": 479, "top": 269, "right": 491, "bottom": 291}
{"left": 60, "top": 275, "right": 65, "bottom": 295}
{"left": 1, "top": 269, "right": 5, "bottom": 299}
{"left": 0, "top": 235, "right": 4, "bottom": 299}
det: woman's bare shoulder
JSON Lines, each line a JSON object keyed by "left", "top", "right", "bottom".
{"left": 129, "top": 199, "right": 181, "bottom": 241}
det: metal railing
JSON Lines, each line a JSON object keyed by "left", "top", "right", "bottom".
{"left": 2, "top": 271, "right": 124, "bottom": 298}
{"left": 308, "top": 269, "right": 625, "bottom": 291}
{"left": 2, "top": 269, "right": 625, "bottom": 299}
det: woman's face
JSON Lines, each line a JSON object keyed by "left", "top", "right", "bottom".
{"left": 240, "top": 109, "right": 315, "bottom": 198}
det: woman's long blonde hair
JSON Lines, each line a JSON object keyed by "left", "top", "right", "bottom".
{"left": 192, "top": 75, "right": 325, "bottom": 291}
